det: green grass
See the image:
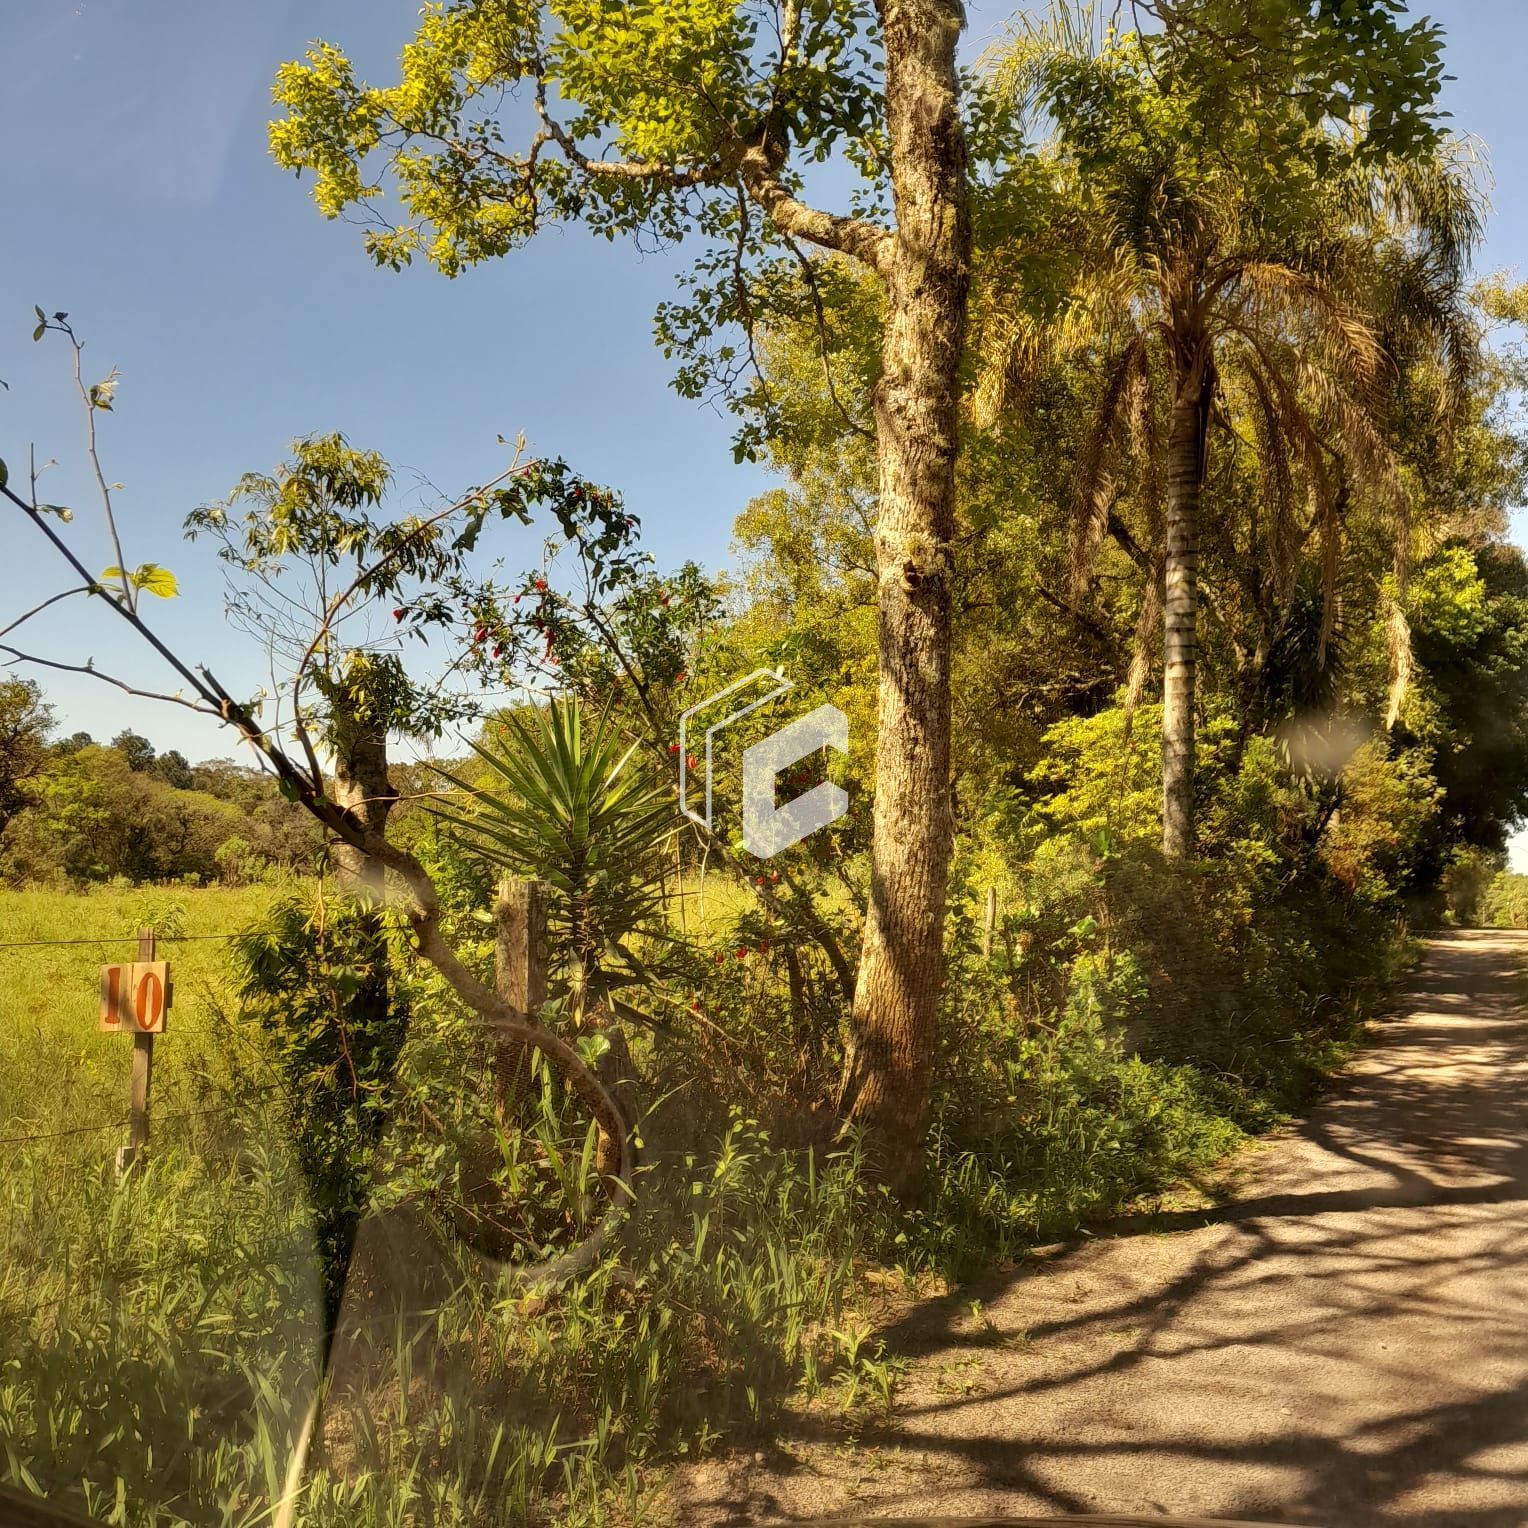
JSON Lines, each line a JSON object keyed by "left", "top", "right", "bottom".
{"left": 0, "top": 884, "right": 279, "bottom": 1139}
{"left": 0, "top": 885, "right": 873, "bottom": 1528}
{"left": 0, "top": 884, "right": 329, "bottom": 1528}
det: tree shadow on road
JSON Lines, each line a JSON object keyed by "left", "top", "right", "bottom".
{"left": 688, "top": 933, "right": 1528, "bottom": 1528}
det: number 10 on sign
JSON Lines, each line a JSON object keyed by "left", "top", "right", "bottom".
{"left": 100, "top": 962, "right": 170, "bottom": 1033}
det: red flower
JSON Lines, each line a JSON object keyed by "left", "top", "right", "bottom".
{"left": 492, "top": 643, "right": 504, "bottom": 659}
{"left": 735, "top": 947, "right": 747, "bottom": 960}
{"left": 392, "top": 608, "right": 405, "bottom": 621}
{"left": 669, "top": 741, "right": 680, "bottom": 754}
{"left": 473, "top": 626, "right": 488, "bottom": 643}
{"left": 535, "top": 577, "right": 547, "bottom": 592}
{"left": 757, "top": 943, "right": 768, "bottom": 956}
{"left": 714, "top": 952, "right": 725, "bottom": 965}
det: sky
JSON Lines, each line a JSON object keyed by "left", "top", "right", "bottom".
{"left": 1, "top": 0, "right": 1526, "bottom": 848}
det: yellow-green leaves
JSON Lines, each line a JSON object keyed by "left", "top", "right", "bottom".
{"left": 270, "top": 0, "right": 881, "bottom": 277}
{"left": 1400, "top": 547, "right": 1490, "bottom": 649}
{"left": 102, "top": 563, "right": 179, "bottom": 598}
{"left": 88, "top": 373, "right": 118, "bottom": 412}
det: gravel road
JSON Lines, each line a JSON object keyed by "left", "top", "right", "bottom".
{"left": 673, "top": 931, "right": 1528, "bottom": 1528}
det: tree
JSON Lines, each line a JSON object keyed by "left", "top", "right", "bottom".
{"left": 980, "top": 10, "right": 1459, "bottom": 856}
{"left": 0, "top": 742, "right": 248, "bottom": 884}
{"left": 270, "top": 0, "right": 971, "bottom": 1192}
{"left": 1400, "top": 543, "right": 1528, "bottom": 858}
{"left": 193, "top": 438, "right": 410, "bottom": 901}
{"left": 0, "top": 678, "right": 53, "bottom": 836}
{"left": 110, "top": 727, "right": 156, "bottom": 772}
{"left": 3, "top": 333, "right": 648, "bottom": 1302}
{"left": 153, "top": 748, "right": 194, "bottom": 790}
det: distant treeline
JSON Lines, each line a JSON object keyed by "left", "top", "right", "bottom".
{"left": 0, "top": 678, "right": 323, "bottom": 885}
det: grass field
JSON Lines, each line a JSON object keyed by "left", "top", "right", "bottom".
{"left": 0, "top": 883, "right": 868, "bottom": 1528}
{"left": 0, "top": 884, "right": 279, "bottom": 1142}
{"left": 0, "top": 880, "right": 1405, "bottom": 1527}
{"left": 0, "top": 884, "right": 332, "bottom": 1527}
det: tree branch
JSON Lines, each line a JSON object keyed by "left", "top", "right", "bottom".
{"left": 0, "top": 586, "right": 90, "bottom": 641}
{"left": 739, "top": 142, "right": 893, "bottom": 272}
{"left": 0, "top": 642, "right": 222, "bottom": 718}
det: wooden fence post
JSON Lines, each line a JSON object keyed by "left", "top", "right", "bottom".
{"left": 117, "top": 926, "right": 156, "bottom": 1177}
{"left": 493, "top": 878, "right": 547, "bottom": 1121}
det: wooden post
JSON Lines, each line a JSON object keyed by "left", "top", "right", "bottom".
{"left": 982, "top": 885, "right": 998, "bottom": 959}
{"left": 495, "top": 877, "right": 548, "bottom": 1013}
{"left": 492, "top": 878, "right": 547, "bottom": 1121}
{"left": 118, "top": 926, "right": 156, "bottom": 1177}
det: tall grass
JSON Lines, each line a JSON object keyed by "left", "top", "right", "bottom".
{"left": 0, "top": 887, "right": 873, "bottom": 1525}
{"left": 0, "top": 885, "right": 277, "bottom": 1138}
{"left": 290, "top": 1114, "right": 867, "bottom": 1528}
{"left": 0, "top": 875, "right": 1414, "bottom": 1525}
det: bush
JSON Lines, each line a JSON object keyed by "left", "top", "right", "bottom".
{"left": 231, "top": 891, "right": 409, "bottom": 1321}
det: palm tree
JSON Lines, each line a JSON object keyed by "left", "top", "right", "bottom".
{"left": 975, "top": 19, "right": 1483, "bottom": 854}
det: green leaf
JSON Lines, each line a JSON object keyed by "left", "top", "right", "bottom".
{"left": 32, "top": 323, "right": 45, "bottom": 343}
{"left": 0, "top": 458, "right": 7, "bottom": 492}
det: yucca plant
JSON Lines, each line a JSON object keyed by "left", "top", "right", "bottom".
{"left": 433, "top": 697, "right": 679, "bottom": 1028}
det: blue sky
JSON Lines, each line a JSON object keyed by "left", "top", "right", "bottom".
{"left": 1, "top": 1, "right": 1526, "bottom": 831}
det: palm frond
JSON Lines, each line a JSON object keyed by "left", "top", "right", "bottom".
{"left": 432, "top": 697, "right": 679, "bottom": 1023}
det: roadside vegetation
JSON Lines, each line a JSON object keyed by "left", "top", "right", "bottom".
{"left": 4, "top": 2, "right": 1528, "bottom": 1525}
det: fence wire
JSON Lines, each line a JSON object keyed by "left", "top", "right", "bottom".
{"left": 0, "top": 931, "right": 244, "bottom": 951}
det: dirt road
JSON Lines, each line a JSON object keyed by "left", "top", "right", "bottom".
{"left": 674, "top": 931, "right": 1528, "bottom": 1527}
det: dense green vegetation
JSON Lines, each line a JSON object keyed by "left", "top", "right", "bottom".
{"left": 0, "top": 682, "right": 320, "bottom": 885}
{"left": 6, "top": 2, "right": 1528, "bottom": 1525}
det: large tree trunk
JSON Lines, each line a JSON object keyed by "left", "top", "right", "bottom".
{"left": 328, "top": 699, "right": 397, "bottom": 1111}
{"left": 834, "top": 0, "right": 971, "bottom": 1198}
{"left": 330, "top": 714, "right": 395, "bottom": 902}
{"left": 1162, "top": 349, "right": 1210, "bottom": 860}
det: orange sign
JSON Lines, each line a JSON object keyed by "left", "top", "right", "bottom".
{"left": 99, "top": 961, "right": 171, "bottom": 1034}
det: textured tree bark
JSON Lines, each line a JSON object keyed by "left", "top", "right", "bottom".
{"left": 330, "top": 714, "right": 395, "bottom": 903}
{"left": 328, "top": 699, "right": 398, "bottom": 1085}
{"left": 834, "top": 0, "right": 971, "bottom": 1198}
{"left": 1162, "top": 350, "right": 1209, "bottom": 860}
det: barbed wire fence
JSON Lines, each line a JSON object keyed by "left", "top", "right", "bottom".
{"left": 0, "top": 925, "right": 269, "bottom": 1153}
